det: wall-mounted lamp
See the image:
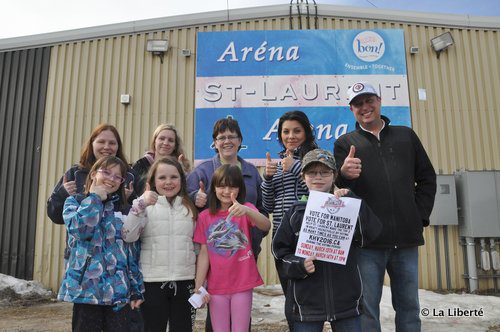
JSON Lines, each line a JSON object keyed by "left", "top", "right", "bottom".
{"left": 409, "top": 46, "right": 419, "bottom": 54}
{"left": 146, "top": 39, "right": 169, "bottom": 63}
{"left": 430, "top": 32, "right": 454, "bottom": 59}
{"left": 181, "top": 49, "right": 191, "bottom": 57}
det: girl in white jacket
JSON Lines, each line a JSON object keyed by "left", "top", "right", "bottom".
{"left": 123, "top": 157, "right": 198, "bottom": 332}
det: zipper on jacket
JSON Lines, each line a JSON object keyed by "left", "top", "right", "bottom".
{"left": 324, "top": 264, "right": 335, "bottom": 321}
{"left": 79, "top": 256, "right": 91, "bottom": 285}
{"left": 377, "top": 138, "right": 397, "bottom": 246}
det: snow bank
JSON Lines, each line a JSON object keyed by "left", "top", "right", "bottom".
{"left": 0, "top": 273, "right": 53, "bottom": 306}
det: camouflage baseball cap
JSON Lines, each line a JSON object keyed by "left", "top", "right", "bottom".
{"left": 301, "top": 149, "right": 336, "bottom": 172}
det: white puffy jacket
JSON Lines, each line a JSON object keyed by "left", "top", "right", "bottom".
{"left": 123, "top": 195, "right": 196, "bottom": 282}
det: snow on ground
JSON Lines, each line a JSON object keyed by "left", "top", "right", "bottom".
{"left": 252, "top": 285, "right": 500, "bottom": 331}
{"left": 1, "top": 273, "right": 499, "bottom": 331}
{"left": 0, "top": 273, "right": 53, "bottom": 306}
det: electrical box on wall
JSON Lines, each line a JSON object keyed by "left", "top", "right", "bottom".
{"left": 455, "top": 171, "right": 500, "bottom": 237}
{"left": 429, "top": 175, "right": 458, "bottom": 225}
{"left": 120, "top": 94, "right": 131, "bottom": 104}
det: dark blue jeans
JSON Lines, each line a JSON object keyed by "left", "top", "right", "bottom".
{"left": 358, "top": 247, "right": 421, "bottom": 332}
{"left": 294, "top": 316, "right": 361, "bottom": 332}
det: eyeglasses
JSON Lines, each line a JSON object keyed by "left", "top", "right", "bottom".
{"left": 304, "top": 170, "right": 334, "bottom": 178}
{"left": 215, "top": 135, "right": 239, "bottom": 142}
{"left": 97, "top": 169, "right": 125, "bottom": 183}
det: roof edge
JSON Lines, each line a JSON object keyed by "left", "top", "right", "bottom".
{"left": 1, "top": 4, "right": 498, "bottom": 52}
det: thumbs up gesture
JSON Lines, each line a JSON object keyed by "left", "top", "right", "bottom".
{"left": 195, "top": 181, "right": 208, "bottom": 208}
{"left": 264, "top": 152, "right": 278, "bottom": 179}
{"left": 281, "top": 149, "right": 294, "bottom": 173}
{"left": 143, "top": 183, "right": 158, "bottom": 206}
{"left": 340, "top": 145, "right": 362, "bottom": 180}
{"left": 62, "top": 173, "right": 77, "bottom": 196}
{"left": 89, "top": 178, "right": 108, "bottom": 201}
{"left": 228, "top": 192, "right": 248, "bottom": 217}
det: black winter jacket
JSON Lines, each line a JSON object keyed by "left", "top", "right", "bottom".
{"left": 272, "top": 193, "right": 381, "bottom": 322}
{"left": 47, "top": 164, "right": 140, "bottom": 225}
{"left": 334, "top": 116, "right": 436, "bottom": 248}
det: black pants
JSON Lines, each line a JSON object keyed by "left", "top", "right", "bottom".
{"left": 72, "top": 303, "right": 131, "bottom": 332}
{"left": 275, "top": 259, "right": 295, "bottom": 332}
{"left": 142, "top": 280, "right": 196, "bottom": 332}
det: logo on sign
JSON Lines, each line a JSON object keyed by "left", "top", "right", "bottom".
{"left": 321, "top": 196, "right": 345, "bottom": 214}
{"left": 353, "top": 31, "right": 385, "bottom": 62}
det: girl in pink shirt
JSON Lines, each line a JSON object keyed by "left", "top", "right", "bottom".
{"left": 194, "top": 164, "right": 271, "bottom": 332}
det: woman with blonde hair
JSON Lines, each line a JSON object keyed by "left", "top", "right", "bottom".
{"left": 133, "top": 123, "right": 191, "bottom": 193}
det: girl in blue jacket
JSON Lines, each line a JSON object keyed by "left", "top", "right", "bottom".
{"left": 58, "top": 156, "right": 144, "bottom": 332}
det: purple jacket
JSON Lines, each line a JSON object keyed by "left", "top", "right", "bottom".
{"left": 186, "top": 155, "right": 267, "bottom": 256}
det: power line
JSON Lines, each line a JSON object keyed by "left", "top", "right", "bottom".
{"left": 365, "top": 0, "right": 378, "bottom": 8}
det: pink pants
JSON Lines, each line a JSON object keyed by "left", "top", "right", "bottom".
{"left": 209, "top": 289, "right": 253, "bottom": 332}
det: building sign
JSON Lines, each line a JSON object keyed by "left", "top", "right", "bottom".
{"left": 195, "top": 29, "right": 409, "bottom": 165}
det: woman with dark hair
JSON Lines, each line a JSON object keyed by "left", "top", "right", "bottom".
{"left": 187, "top": 117, "right": 267, "bottom": 332}
{"left": 261, "top": 110, "right": 318, "bottom": 331}
{"left": 47, "top": 123, "right": 140, "bottom": 225}
{"left": 133, "top": 123, "right": 191, "bottom": 194}
{"left": 186, "top": 117, "right": 266, "bottom": 257}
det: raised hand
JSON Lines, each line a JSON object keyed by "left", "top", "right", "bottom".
{"left": 334, "top": 188, "right": 350, "bottom": 198}
{"left": 228, "top": 192, "right": 248, "bottom": 217}
{"left": 89, "top": 178, "right": 108, "bottom": 201}
{"left": 281, "top": 149, "right": 294, "bottom": 172}
{"left": 265, "top": 152, "right": 278, "bottom": 178}
{"left": 304, "top": 256, "right": 316, "bottom": 274}
{"left": 62, "top": 173, "right": 77, "bottom": 196}
{"left": 124, "top": 181, "right": 134, "bottom": 200}
{"left": 340, "top": 145, "right": 362, "bottom": 180}
{"left": 143, "top": 183, "right": 158, "bottom": 206}
{"left": 195, "top": 181, "right": 208, "bottom": 208}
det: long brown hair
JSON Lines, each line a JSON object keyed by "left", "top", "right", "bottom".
{"left": 208, "top": 164, "right": 246, "bottom": 215}
{"left": 79, "top": 124, "right": 128, "bottom": 170}
{"left": 146, "top": 156, "right": 198, "bottom": 221}
{"left": 84, "top": 156, "right": 128, "bottom": 206}
{"left": 150, "top": 124, "right": 191, "bottom": 172}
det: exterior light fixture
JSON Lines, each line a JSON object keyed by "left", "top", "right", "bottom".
{"left": 146, "top": 39, "right": 169, "bottom": 63}
{"left": 430, "top": 32, "right": 454, "bottom": 59}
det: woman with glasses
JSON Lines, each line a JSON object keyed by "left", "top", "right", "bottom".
{"left": 186, "top": 117, "right": 267, "bottom": 332}
{"left": 261, "top": 110, "right": 318, "bottom": 331}
{"left": 132, "top": 123, "right": 191, "bottom": 194}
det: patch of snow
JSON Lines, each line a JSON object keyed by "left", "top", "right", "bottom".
{"left": 0, "top": 273, "right": 53, "bottom": 306}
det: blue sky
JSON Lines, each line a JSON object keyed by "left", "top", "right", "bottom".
{"left": 1, "top": 0, "right": 498, "bottom": 39}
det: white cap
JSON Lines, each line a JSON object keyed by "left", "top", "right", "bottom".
{"left": 347, "top": 82, "right": 379, "bottom": 104}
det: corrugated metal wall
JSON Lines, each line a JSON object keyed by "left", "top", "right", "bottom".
{"left": 0, "top": 47, "right": 50, "bottom": 280}
{"left": 34, "top": 13, "right": 499, "bottom": 292}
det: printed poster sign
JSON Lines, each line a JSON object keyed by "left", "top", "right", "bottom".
{"left": 195, "top": 29, "right": 410, "bottom": 165}
{"left": 295, "top": 190, "right": 361, "bottom": 265}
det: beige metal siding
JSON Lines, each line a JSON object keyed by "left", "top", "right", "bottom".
{"left": 35, "top": 12, "right": 499, "bottom": 292}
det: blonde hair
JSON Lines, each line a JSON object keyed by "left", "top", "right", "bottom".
{"left": 150, "top": 124, "right": 191, "bottom": 172}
